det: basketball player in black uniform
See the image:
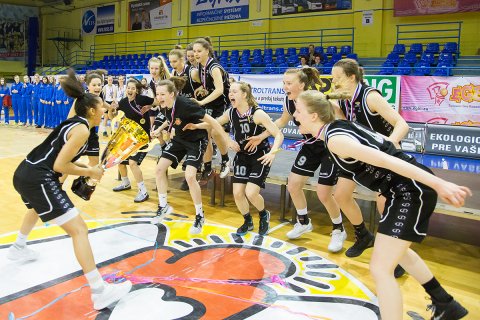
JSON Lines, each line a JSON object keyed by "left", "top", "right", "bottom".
{"left": 246, "top": 67, "right": 349, "bottom": 253}
{"left": 331, "top": 58, "right": 410, "bottom": 259}
{"left": 214, "top": 81, "right": 284, "bottom": 235}
{"left": 146, "top": 56, "right": 171, "bottom": 125}
{"left": 191, "top": 37, "right": 231, "bottom": 182}
{"left": 169, "top": 47, "right": 202, "bottom": 191}
{"left": 7, "top": 71, "right": 132, "bottom": 310}
{"left": 150, "top": 77, "right": 228, "bottom": 235}
{"left": 293, "top": 89, "right": 469, "bottom": 320}
{"left": 108, "top": 78, "right": 161, "bottom": 203}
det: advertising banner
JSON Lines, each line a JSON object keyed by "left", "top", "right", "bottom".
{"left": 272, "top": 0, "right": 351, "bottom": 16}
{"left": 394, "top": 0, "right": 480, "bottom": 16}
{"left": 191, "top": 0, "right": 249, "bottom": 24}
{"left": 237, "top": 74, "right": 400, "bottom": 114}
{"left": 81, "top": 5, "right": 115, "bottom": 35}
{"left": 0, "top": 4, "right": 38, "bottom": 61}
{"left": 128, "top": 0, "right": 172, "bottom": 31}
{"left": 400, "top": 76, "right": 480, "bottom": 127}
{"left": 424, "top": 124, "right": 480, "bottom": 159}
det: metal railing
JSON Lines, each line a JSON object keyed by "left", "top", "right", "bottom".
{"left": 396, "top": 21, "right": 461, "bottom": 53}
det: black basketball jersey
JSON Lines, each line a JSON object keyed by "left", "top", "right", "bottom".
{"left": 149, "top": 74, "right": 168, "bottom": 96}
{"left": 199, "top": 58, "right": 230, "bottom": 109}
{"left": 229, "top": 105, "right": 270, "bottom": 154}
{"left": 25, "top": 116, "right": 89, "bottom": 176}
{"left": 284, "top": 96, "right": 316, "bottom": 141}
{"left": 338, "top": 83, "right": 394, "bottom": 136}
{"left": 173, "top": 64, "right": 200, "bottom": 99}
{"left": 324, "top": 120, "right": 414, "bottom": 193}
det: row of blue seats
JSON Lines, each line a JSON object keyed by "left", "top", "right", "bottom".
{"left": 221, "top": 45, "right": 353, "bottom": 59}
{"left": 378, "top": 61, "right": 453, "bottom": 76}
{"left": 391, "top": 42, "right": 458, "bottom": 55}
{"left": 386, "top": 52, "right": 456, "bottom": 66}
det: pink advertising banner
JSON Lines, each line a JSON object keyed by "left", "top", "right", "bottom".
{"left": 400, "top": 76, "right": 480, "bottom": 127}
{"left": 394, "top": 0, "right": 480, "bottom": 16}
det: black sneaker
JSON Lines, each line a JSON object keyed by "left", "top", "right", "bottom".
{"left": 236, "top": 217, "right": 254, "bottom": 236}
{"left": 259, "top": 210, "right": 270, "bottom": 236}
{"left": 180, "top": 179, "right": 189, "bottom": 191}
{"left": 345, "top": 231, "right": 374, "bottom": 258}
{"left": 199, "top": 169, "right": 213, "bottom": 186}
{"left": 151, "top": 204, "right": 173, "bottom": 224}
{"left": 190, "top": 214, "right": 205, "bottom": 234}
{"left": 394, "top": 265, "right": 406, "bottom": 278}
{"left": 427, "top": 298, "right": 468, "bottom": 320}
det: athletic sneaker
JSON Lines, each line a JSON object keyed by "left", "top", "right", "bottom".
{"left": 427, "top": 298, "right": 468, "bottom": 320}
{"left": 258, "top": 210, "right": 270, "bottom": 236}
{"left": 133, "top": 191, "right": 149, "bottom": 203}
{"left": 286, "top": 218, "right": 313, "bottom": 239}
{"left": 345, "top": 230, "right": 375, "bottom": 258}
{"left": 151, "top": 204, "right": 173, "bottom": 224}
{"left": 236, "top": 217, "right": 254, "bottom": 236}
{"left": 91, "top": 280, "right": 132, "bottom": 310}
{"left": 394, "top": 265, "right": 406, "bottom": 278}
{"left": 189, "top": 215, "right": 205, "bottom": 235}
{"left": 112, "top": 183, "right": 131, "bottom": 192}
{"left": 328, "top": 229, "right": 347, "bottom": 253}
{"left": 7, "top": 244, "right": 38, "bottom": 262}
{"left": 180, "top": 179, "right": 189, "bottom": 191}
{"left": 199, "top": 169, "right": 213, "bottom": 185}
{"left": 219, "top": 160, "right": 230, "bottom": 178}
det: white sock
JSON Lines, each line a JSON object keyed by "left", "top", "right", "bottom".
{"left": 158, "top": 193, "right": 167, "bottom": 207}
{"left": 331, "top": 215, "right": 343, "bottom": 225}
{"left": 297, "top": 208, "right": 308, "bottom": 216}
{"left": 137, "top": 181, "right": 146, "bottom": 194}
{"left": 15, "top": 232, "right": 28, "bottom": 247}
{"left": 121, "top": 177, "right": 130, "bottom": 186}
{"left": 85, "top": 269, "right": 105, "bottom": 293}
{"left": 195, "top": 203, "right": 203, "bottom": 216}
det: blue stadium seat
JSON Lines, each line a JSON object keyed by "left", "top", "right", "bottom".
{"left": 331, "top": 53, "right": 342, "bottom": 63}
{"left": 346, "top": 53, "right": 358, "bottom": 60}
{"left": 146, "top": 53, "right": 153, "bottom": 59}
{"left": 409, "top": 43, "right": 423, "bottom": 55}
{"left": 340, "top": 45, "right": 352, "bottom": 55}
{"left": 132, "top": 54, "right": 139, "bottom": 60}
{"left": 278, "top": 62, "right": 289, "bottom": 73}
{"left": 252, "top": 49, "right": 262, "bottom": 57}
{"left": 264, "top": 48, "right": 273, "bottom": 56}
{"left": 438, "top": 52, "right": 454, "bottom": 65}
{"left": 275, "top": 55, "right": 286, "bottom": 64}
{"left": 220, "top": 50, "right": 229, "bottom": 58}
{"left": 126, "top": 54, "right": 133, "bottom": 60}
{"left": 139, "top": 53, "right": 146, "bottom": 60}
{"left": 403, "top": 52, "right": 417, "bottom": 65}
{"left": 314, "top": 46, "right": 324, "bottom": 55}
{"left": 425, "top": 43, "right": 439, "bottom": 54}
{"left": 299, "top": 47, "right": 309, "bottom": 56}
{"left": 386, "top": 52, "right": 400, "bottom": 65}
{"left": 231, "top": 50, "right": 239, "bottom": 57}
{"left": 420, "top": 52, "right": 435, "bottom": 65}
{"left": 263, "top": 63, "right": 275, "bottom": 74}
{"left": 287, "top": 55, "right": 298, "bottom": 67}
{"left": 242, "top": 49, "right": 250, "bottom": 58}
{"left": 412, "top": 61, "right": 431, "bottom": 76}
{"left": 434, "top": 61, "right": 453, "bottom": 76}
{"left": 251, "top": 55, "right": 264, "bottom": 67}
{"left": 287, "top": 47, "right": 296, "bottom": 56}
{"left": 326, "top": 46, "right": 337, "bottom": 55}
{"left": 241, "top": 63, "right": 252, "bottom": 74}
{"left": 230, "top": 64, "right": 240, "bottom": 74}
{"left": 442, "top": 42, "right": 458, "bottom": 54}
{"left": 323, "top": 61, "right": 334, "bottom": 74}
{"left": 378, "top": 61, "right": 395, "bottom": 75}
{"left": 263, "top": 55, "right": 273, "bottom": 64}
{"left": 392, "top": 44, "right": 406, "bottom": 55}
{"left": 395, "top": 60, "right": 412, "bottom": 75}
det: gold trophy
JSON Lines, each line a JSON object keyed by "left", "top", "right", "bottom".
{"left": 71, "top": 116, "right": 150, "bottom": 200}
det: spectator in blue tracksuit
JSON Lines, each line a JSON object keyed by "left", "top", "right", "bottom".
{"left": 20, "top": 75, "right": 33, "bottom": 126}
{"left": 53, "top": 78, "right": 66, "bottom": 127}
{"left": 31, "top": 74, "right": 41, "bottom": 127}
{"left": 37, "top": 76, "right": 48, "bottom": 127}
{"left": 63, "top": 93, "right": 73, "bottom": 122}
{"left": 10, "top": 75, "right": 21, "bottom": 124}
{"left": 43, "top": 76, "right": 55, "bottom": 128}
{"left": 0, "top": 78, "right": 10, "bottom": 124}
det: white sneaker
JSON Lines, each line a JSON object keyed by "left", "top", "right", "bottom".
{"left": 328, "top": 229, "right": 347, "bottom": 253}
{"left": 91, "top": 280, "right": 132, "bottom": 310}
{"left": 7, "top": 244, "right": 38, "bottom": 262}
{"left": 151, "top": 204, "right": 173, "bottom": 224}
{"left": 189, "top": 215, "right": 204, "bottom": 235}
{"left": 133, "top": 191, "right": 149, "bottom": 203}
{"left": 286, "top": 220, "right": 313, "bottom": 239}
{"left": 219, "top": 160, "right": 230, "bottom": 179}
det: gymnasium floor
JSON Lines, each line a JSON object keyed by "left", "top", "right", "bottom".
{"left": 0, "top": 125, "right": 478, "bottom": 320}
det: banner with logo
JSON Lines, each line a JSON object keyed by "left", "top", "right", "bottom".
{"left": 0, "top": 4, "right": 38, "bottom": 61}
{"left": 129, "top": 0, "right": 172, "bottom": 31}
{"left": 82, "top": 5, "right": 115, "bottom": 35}
{"left": 423, "top": 124, "right": 480, "bottom": 159}
{"left": 191, "top": 0, "right": 249, "bottom": 24}
{"left": 237, "top": 74, "right": 400, "bottom": 114}
{"left": 400, "top": 76, "right": 480, "bottom": 127}
{"left": 272, "top": 0, "right": 351, "bottom": 16}
{"left": 394, "top": 0, "right": 480, "bottom": 16}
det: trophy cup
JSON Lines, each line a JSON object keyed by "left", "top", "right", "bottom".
{"left": 71, "top": 116, "right": 150, "bottom": 200}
